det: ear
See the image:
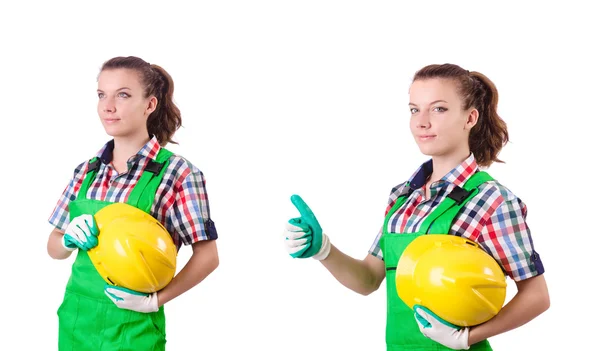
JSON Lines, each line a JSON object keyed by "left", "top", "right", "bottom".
{"left": 465, "top": 108, "right": 479, "bottom": 130}
{"left": 146, "top": 96, "right": 158, "bottom": 116}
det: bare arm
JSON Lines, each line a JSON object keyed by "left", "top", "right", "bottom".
{"left": 47, "top": 228, "right": 74, "bottom": 260}
{"left": 157, "top": 239, "right": 219, "bottom": 307}
{"left": 468, "top": 274, "right": 550, "bottom": 345}
{"left": 320, "top": 244, "right": 386, "bottom": 296}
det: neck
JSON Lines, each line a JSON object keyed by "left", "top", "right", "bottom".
{"left": 112, "top": 134, "right": 150, "bottom": 163}
{"left": 429, "top": 149, "right": 471, "bottom": 183}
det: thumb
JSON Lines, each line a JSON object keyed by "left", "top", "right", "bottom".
{"left": 414, "top": 305, "right": 433, "bottom": 328}
{"left": 106, "top": 284, "right": 147, "bottom": 296}
{"left": 105, "top": 287, "right": 125, "bottom": 302}
{"left": 86, "top": 215, "right": 99, "bottom": 236}
{"left": 290, "top": 194, "right": 317, "bottom": 222}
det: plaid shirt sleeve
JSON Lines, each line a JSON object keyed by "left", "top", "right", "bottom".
{"left": 48, "top": 162, "right": 87, "bottom": 231}
{"left": 476, "top": 185, "right": 545, "bottom": 282}
{"left": 368, "top": 182, "right": 409, "bottom": 260}
{"left": 368, "top": 226, "right": 385, "bottom": 260}
{"left": 164, "top": 161, "right": 218, "bottom": 246}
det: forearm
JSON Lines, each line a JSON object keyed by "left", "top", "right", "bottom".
{"left": 47, "top": 229, "right": 73, "bottom": 260}
{"left": 469, "top": 275, "right": 550, "bottom": 345}
{"left": 320, "top": 245, "right": 384, "bottom": 296}
{"left": 157, "top": 240, "right": 219, "bottom": 307}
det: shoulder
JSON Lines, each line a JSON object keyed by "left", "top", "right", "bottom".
{"left": 162, "top": 151, "right": 206, "bottom": 184}
{"left": 475, "top": 175, "right": 527, "bottom": 215}
{"left": 384, "top": 181, "right": 410, "bottom": 214}
{"left": 73, "top": 160, "right": 88, "bottom": 175}
{"left": 167, "top": 153, "right": 203, "bottom": 174}
{"left": 71, "top": 140, "right": 111, "bottom": 178}
{"left": 70, "top": 158, "right": 94, "bottom": 181}
{"left": 386, "top": 161, "right": 429, "bottom": 205}
{"left": 478, "top": 175, "right": 522, "bottom": 203}
{"left": 388, "top": 181, "right": 410, "bottom": 200}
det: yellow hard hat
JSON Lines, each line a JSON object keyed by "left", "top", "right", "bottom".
{"left": 88, "top": 203, "right": 177, "bottom": 294}
{"left": 396, "top": 234, "right": 507, "bottom": 327}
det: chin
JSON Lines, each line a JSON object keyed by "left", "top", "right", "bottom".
{"left": 417, "top": 145, "right": 438, "bottom": 157}
{"left": 102, "top": 127, "right": 125, "bottom": 138}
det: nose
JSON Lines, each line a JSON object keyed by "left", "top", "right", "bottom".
{"left": 102, "top": 97, "right": 116, "bottom": 113}
{"left": 415, "top": 110, "right": 431, "bottom": 129}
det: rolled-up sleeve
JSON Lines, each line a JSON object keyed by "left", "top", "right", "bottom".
{"left": 477, "top": 194, "right": 545, "bottom": 281}
{"left": 166, "top": 167, "right": 218, "bottom": 246}
{"left": 368, "top": 226, "right": 385, "bottom": 260}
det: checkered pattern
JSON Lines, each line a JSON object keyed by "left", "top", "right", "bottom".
{"left": 48, "top": 136, "right": 217, "bottom": 250}
{"left": 369, "top": 154, "right": 544, "bottom": 281}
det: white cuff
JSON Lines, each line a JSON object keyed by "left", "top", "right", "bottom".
{"left": 312, "top": 234, "right": 331, "bottom": 261}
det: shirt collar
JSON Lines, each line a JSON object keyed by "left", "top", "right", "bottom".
{"left": 407, "top": 153, "right": 479, "bottom": 191}
{"left": 95, "top": 135, "right": 162, "bottom": 164}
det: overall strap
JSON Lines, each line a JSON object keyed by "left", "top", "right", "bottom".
{"left": 382, "top": 183, "right": 412, "bottom": 236}
{"left": 126, "top": 148, "right": 174, "bottom": 213}
{"left": 76, "top": 157, "right": 101, "bottom": 200}
{"left": 420, "top": 171, "right": 494, "bottom": 234}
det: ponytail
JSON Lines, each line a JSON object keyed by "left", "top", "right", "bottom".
{"left": 147, "top": 64, "right": 182, "bottom": 146}
{"left": 467, "top": 72, "right": 508, "bottom": 167}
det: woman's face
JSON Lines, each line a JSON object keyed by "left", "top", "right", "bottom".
{"left": 408, "top": 78, "right": 478, "bottom": 160}
{"left": 97, "top": 68, "right": 156, "bottom": 140}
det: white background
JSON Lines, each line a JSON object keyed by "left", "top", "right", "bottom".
{"left": 1, "top": 1, "right": 598, "bottom": 350}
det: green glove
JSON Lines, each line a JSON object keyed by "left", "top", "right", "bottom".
{"left": 62, "top": 214, "right": 99, "bottom": 251}
{"left": 284, "top": 194, "right": 331, "bottom": 260}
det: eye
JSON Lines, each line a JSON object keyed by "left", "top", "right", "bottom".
{"left": 433, "top": 106, "right": 447, "bottom": 112}
{"left": 410, "top": 108, "right": 418, "bottom": 114}
{"left": 97, "top": 92, "right": 105, "bottom": 99}
{"left": 118, "top": 92, "right": 130, "bottom": 98}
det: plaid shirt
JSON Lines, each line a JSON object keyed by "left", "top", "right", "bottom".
{"left": 48, "top": 136, "right": 217, "bottom": 250}
{"left": 369, "top": 154, "right": 544, "bottom": 282}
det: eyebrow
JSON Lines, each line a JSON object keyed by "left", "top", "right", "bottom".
{"left": 97, "top": 87, "right": 132, "bottom": 92}
{"left": 408, "top": 100, "right": 448, "bottom": 106}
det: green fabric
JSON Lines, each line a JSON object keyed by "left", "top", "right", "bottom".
{"left": 381, "top": 171, "right": 494, "bottom": 351}
{"left": 58, "top": 148, "right": 173, "bottom": 351}
{"left": 126, "top": 149, "right": 173, "bottom": 213}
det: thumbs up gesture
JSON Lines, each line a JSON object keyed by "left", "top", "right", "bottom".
{"left": 283, "top": 194, "right": 331, "bottom": 260}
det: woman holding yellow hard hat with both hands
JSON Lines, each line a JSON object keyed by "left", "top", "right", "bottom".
{"left": 283, "top": 64, "right": 550, "bottom": 350}
{"left": 47, "top": 56, "right": 219, "bottom": 351}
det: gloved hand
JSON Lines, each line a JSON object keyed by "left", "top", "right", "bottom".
{"left": 414, "top": 305, "right": 470, "bottom": 350}
{"left": 104, "top": 285, "right": 159, "bottom": 313}
{"left": 61, "top": 214, "right": 99, "bottom": 251}
{"left": 283, "top": 194, "right": 331, "bottom": 260}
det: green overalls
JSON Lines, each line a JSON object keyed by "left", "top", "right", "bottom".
{"left": 57, "top": 148, "right": 174, "bottom": 351}
{"left": 381, "top": 171, "right": 495, "bottom": 351}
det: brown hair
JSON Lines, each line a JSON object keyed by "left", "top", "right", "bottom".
{"left": 100, "top": 56, "right": 182, "bottom": 146}
{"left": 413, "top": 64, "right": 509, "bottom": 167}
